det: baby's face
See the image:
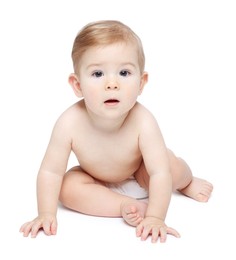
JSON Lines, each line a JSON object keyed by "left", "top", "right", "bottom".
{"left": 76, "top": 42, "right": 146, "bottom": 119}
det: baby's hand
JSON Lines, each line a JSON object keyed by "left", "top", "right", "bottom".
{"left": 136, "top": 216, "right": 180, "bottom": 243}
{"left": 19, "top": 213, "right": 57, "bottom": 238}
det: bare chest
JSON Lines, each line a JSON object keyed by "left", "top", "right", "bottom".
{"left": 72, "top": 132, "right": 142, "bottom": 182}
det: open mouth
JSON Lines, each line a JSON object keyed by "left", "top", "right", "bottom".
{"left": 104, "top": 99, "right": 119, "bottom": 104}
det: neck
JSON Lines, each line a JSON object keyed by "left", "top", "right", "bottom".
{"left": 90, "top": 113, "right": 129, "bottom": 134}
{"left": 85, "top": 108, "right": 129, "bottom": 134}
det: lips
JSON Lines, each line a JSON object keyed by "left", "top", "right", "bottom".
{"left": 104, "top": 99, "right": 119, "bottom": 104}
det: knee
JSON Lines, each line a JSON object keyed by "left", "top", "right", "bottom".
{"left": 59, "top": 172, "right": 74, "bottom": 205}
{"left": 59, "top": 167, "right": 81, "bottom": 204}
{"left": 168, "top": 150, "right": 192, "bottom": 190}
{"left": 59, "top": 167, "right": 95, "bottom": 204}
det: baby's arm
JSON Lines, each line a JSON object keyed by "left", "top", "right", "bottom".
{"left": 137, "top": 111, "right": 179, "bottom": 242}
{"left": 20, "top": 113, "right": 72, "bottom": 237}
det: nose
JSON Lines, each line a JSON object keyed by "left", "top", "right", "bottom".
{"left": 105, "top": 78, "right": 119, "bottom": 90}
{"left": 106, "top": 84, "right": 119, "bottom": 90}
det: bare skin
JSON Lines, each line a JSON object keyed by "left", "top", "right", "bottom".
{"left": 20, "top": 39, "right": 214, "bottom": 243}
{"left": 60, "top": 150, "right": 213, "bottom": 242}
{"left": 120, "top": 152, "right": 213, "bottom": 233}
{"left": 121, "top": 177, "right": 213, "bottom": 228}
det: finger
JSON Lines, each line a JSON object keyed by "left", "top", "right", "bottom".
{"left": 31, "top": 221, "right": 43, "bottom": 238}
{"left": 50, "top": 220, "right": 57, "bottom": 235}
{"left": 166, "top": 227, "right": 181, "bottom": 238}
{"left": 150, "top": 227, "right": 161, "bottom": 243}
{"left": 141, "top": 226, "right": 152, "bottom": 241}
{"left": 20, "top": 222, "right": 33, "bottom": 237}
{"left": 42, "top": 219, "right": 57, "bottom": 236}
{"left": 43, "top": 220, "right": 52, "bottom": 235}
{"left": 19, "top": 222, "right": 30, "bottom": 234}
{"left": 159, "top": 227, "right": 167, "bottom": 243}
{"left": 136, "top": 223, "right": 144, "bottom": 237}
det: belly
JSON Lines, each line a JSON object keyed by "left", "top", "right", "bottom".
{"left": 79, "top": 158, "right": 142, "bottom": 183}
{"left": 72, "top": 135, "right": 142, "bottom": 182}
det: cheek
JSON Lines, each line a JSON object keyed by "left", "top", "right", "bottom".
{"left": 124, "top": 88, "right": 141, "bottom": 106}
{"left": 83, "top": 90, "right": 97, "bottom": 106}
{"left": 126, "top": 79, "right": 142, "bottom": 96}
{"left": 81, "top": 85, "right": 101, "bottom": 109}
{"left": 80, "top": 78, "right": 98, "bottom": 96}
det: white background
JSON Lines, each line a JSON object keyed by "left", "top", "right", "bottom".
{"left": 0, "top": 0, "right": 235, "bottom": 259}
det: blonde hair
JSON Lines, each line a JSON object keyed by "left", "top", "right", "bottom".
{"left": 71, "top": 20, "right": 145, "bottom": 73}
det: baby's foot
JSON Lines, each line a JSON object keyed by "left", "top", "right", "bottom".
{"left": 121, "top": 200, "right": 148, "bottom": 227}
{"left": 179, "top": 177, "right": 213, "bottom": 202}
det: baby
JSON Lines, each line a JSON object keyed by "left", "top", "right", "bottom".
{"left": 20, "top": 20, "right": 213, "bottom": 243}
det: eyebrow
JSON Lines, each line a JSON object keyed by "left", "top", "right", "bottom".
{"left": 86, "top": 62, "right": 137, "bottom": 70}
{"left": 120, "top": 62, "right": 137, "bottom": 68}
{"left": 86, "top": 63, "right": 101, "bottom": 70}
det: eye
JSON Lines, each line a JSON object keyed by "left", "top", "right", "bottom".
{"left": 92, "top": 71, "right": 104, "bottom": 77}
{"left": 120, "top": 70, "right": 131, "bottom": 77}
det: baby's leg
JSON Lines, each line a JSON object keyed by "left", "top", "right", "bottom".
{"left": 168, "top": 150, "right": 213, "bottom": 202}
{"left": 134, "top": 150, "right": 213, "bottom": 202}
{"left": 59, "top": 166, "right": 146, "bottom": 224}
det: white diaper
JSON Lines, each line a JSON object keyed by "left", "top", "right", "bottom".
{"left": 106, "top": 176, "right": 149, "bottom": 200}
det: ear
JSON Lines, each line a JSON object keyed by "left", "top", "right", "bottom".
{"left": 139, "top": 72, "right": 148, "bottom": 95}
{"left": 68, "top": 73, "right": 83, "bottom": 98}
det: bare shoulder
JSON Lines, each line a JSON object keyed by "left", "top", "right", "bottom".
{"left": 55, "top": 100, "right": 85, "bottom": 125}
{"left": 129, "top": 103, "right": 164, "bottom": 143}
{"left": 51, "top": 100, "right": 85, "bottom": 138}
{"left": 131, "top": 102, "right": 158, "bottom": 125}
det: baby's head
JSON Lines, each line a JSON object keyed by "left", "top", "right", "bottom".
{"left": 71, "top": 20, "right": 145, "bottom": 74}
